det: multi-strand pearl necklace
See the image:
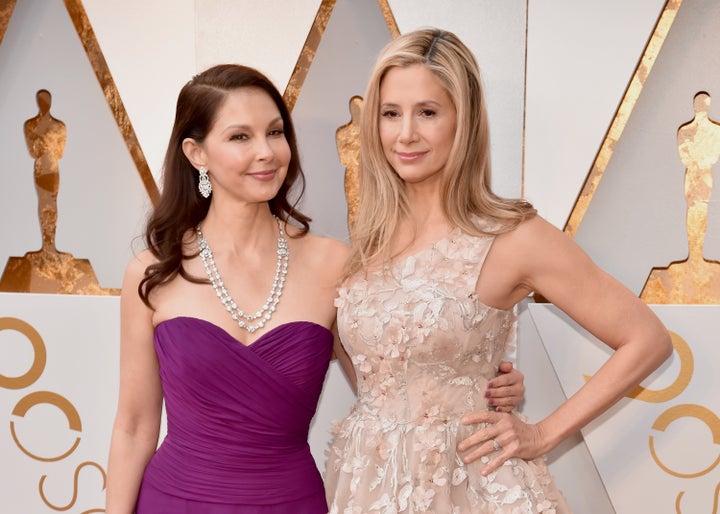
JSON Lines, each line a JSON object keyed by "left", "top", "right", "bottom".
{"left": 196, "top": 216, "right": 288, "bottom": 333}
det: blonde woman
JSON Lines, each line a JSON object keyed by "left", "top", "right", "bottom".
{"left": 325, "top": 28, "right": 672, "bottom": 513}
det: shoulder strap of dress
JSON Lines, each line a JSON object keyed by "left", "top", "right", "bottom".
{"left": 466, "top": 215, "right": 502, "bottom": 279}
{"left": 461, "top": 229, "right": 496, "bottom": 279}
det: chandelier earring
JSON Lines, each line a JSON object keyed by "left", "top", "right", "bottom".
{"left": 198, "top": 166, "right": 212, "bottom": 198}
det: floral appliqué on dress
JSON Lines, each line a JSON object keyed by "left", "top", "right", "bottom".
{"left": 325, "top": 225, "right": 571, "bottom": 513}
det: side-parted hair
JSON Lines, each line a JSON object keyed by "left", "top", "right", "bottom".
{"left": 347, "top": 28, "right": 535, "bottom": 275}
{"left": 139, "top": 64, "right": 310, "bottom": 306}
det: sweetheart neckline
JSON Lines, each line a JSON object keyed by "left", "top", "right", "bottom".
{"left": 155, "top": 316, "right": 332, "bottom": 348}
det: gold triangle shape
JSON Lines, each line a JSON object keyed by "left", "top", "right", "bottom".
{"left": 63, "top": 0, "right": 158, "bottom": 204}
{"left": 283, "top": 0, "right": 399, "bottom": 111}
{"left": 564, "top": 0, "right": 682, "bottom": 237}
{"left": 0, "top": 0, "right": 16, "bottom": 46}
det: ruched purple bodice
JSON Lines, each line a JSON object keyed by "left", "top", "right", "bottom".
{"left": 136, "top": 317, "right": 332, "bottom": 513}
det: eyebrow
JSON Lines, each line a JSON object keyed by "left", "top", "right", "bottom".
{"left": 380, "top": 100, "right": 443, "bottom": 109}
{"left": 220, "top": 116, "right": 284, "bottom": 133}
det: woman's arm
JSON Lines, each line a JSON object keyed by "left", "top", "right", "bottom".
{"left": 332, "top": 324, "right": 357, "bottom": 394}
{"left": 322, "top": 237, "right": 356, "bottom": 393}
{"left": 105, "top": 255, "right": 164, "bottom": 513}
{"left": 459, "top": 216, "right": 672, "bottom": 473}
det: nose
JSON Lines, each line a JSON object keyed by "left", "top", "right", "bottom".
{"left": 398, "top": 116, "right": 417, "bottom": 144}
{"left": 255, "top": 136, "right": 274, "bottom": 161}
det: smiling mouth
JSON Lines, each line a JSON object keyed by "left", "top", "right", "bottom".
{"left": 395, "top": 151, "right": 426, "bottom": 162}
{"left": 247, "top": 170, "right": 276, "bottom": 180}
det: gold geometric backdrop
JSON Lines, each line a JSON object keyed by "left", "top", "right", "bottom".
{"left": 564, "top": 0, "right": 720, "bottom": 304}
{"left": 2, "top": 0, "right": 718, "bottom": 306}
{"left": 0, "top": 0, "right": 156, "bottom": 295}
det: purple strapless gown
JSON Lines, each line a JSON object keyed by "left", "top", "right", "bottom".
{"left": 136, "top": 317, "right": 332, "bottom": 513}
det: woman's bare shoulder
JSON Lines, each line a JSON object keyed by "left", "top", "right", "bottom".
{"left": 288, "top": 233, "right": 347, "bottom": 286}
{"left": 486, "top": 215, "right": 571, "bottom": 276}
{"left": 507, "top": 213, "right": 555, "bottom": 235}
{"left": 123, "top": 249, "right": 157, "bottom": 281}
{"left": 301, "top": 233, "right": 350, "bottom": 266}
{"left": 494, "top": 214, "right": 569, "bottom": 254}
{"left": 490, "top": 213, "right": 598, "bottom": 293}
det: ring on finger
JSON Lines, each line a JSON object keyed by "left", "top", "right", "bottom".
{"left": 492, "top": 439, "right": 501, "bottom": 452}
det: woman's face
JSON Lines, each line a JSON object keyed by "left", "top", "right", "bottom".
{"left": 378, "top": 64, "right": 456, "bottom": 188}
{"left": 199, "top": 87, "right": 291, "bottom": 205}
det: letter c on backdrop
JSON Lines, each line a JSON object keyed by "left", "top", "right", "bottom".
{"left": 10, "top": 391, "right": 82, "bottom": 462}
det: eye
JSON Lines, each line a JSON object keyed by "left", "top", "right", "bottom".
{"left": 229, "top": 133, "right": 249, "bottom": 141}
{"left": 419, "top": 109, "right": 436, "bottom": 118}
{"left": 268, "top": 128, "right": 285, "bottom": 137}
{"left": 381, "top": 109, "right": 400, "bottom": 118}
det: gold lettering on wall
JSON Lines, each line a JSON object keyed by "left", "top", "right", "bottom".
{"left": 0, "top": 317, "right": 46, "bottom": 390}
{"left": 675, "top": 482, "right": 720, "bottom": 514}
{"left": 10, "top": 390, "right": 82, "bottom": 462}
{"left": 580, "top": 322, "right": 719, "bottom": 505}
{"left": 649, "top": 403, "right": 720, "bottom": 478}
{"left": 0, "top": 89, "right": 118, "bottom": 296}
{"left": 641, "top": 92, "right": 720, "bottom": 303}
{"left": 39, "top": 461, "right": 106, "bottom": 512}
{"left": 2, "top": 316, "right": 106, "bottom": 511}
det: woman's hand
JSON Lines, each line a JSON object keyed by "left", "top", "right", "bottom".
{"left": 456, "top": 410, "right": 546, "bottom": 475}
{"left": 485, "top": 361, "right": 525, "bottom": 412}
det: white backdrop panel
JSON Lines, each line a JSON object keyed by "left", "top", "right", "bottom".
{"left": 530, "top": 303, "right": 720, "bottom": 514}
{"left": 525, "top": 0, "right": 666, "bottom": 227}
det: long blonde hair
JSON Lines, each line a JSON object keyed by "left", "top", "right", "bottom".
{"left": 346, "top": 28, "right": 535, "bottom": 276}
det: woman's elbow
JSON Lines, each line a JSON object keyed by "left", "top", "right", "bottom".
{"left": 644, "top": 320, "right": 673, "bottom": 368}
{"left": 658, "top": 328, "right": 674, "bottom": 362}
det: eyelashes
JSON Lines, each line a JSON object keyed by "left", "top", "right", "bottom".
{"left": 228, "top": 128, "right": 284, "bottom": 142}
{"left": 380, "top": 109, "right": 437, "bottom": 118}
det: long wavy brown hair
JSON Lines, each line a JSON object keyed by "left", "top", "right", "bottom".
{"left": 139, "top": 64, "right": 310, "bottom": 307}
{"left": 347, "top": 28, "right": 536, "bottom": 276}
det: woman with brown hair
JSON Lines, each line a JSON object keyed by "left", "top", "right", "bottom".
{"left": 105, "top": 64, "right": 347, "bottom": 513}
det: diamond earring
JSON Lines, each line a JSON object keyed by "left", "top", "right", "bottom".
{"left": 198, "top": 166, "right": 212, "bottom": 198}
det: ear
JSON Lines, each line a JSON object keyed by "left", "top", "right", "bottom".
{"left": 182, "top": 138, "right": 206, "bottom": 170}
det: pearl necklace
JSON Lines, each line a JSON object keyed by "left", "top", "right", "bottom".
{"left": 196, "top": 216, "right": 288, "bottom": 333}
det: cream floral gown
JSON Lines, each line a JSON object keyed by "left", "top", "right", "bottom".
{"left": 325, "top": 224, "right": 571, "bottom": 513}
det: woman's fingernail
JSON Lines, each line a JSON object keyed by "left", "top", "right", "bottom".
{"left": 485, "top": 391, "right": 491, "bottom": 398}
